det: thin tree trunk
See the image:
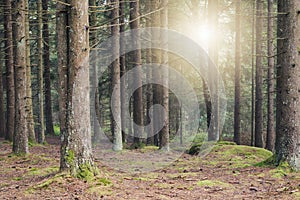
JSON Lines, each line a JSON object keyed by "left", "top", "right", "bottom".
{"left": 152, "top": 0, "right": 161, "bottom": 147}
{"left": 251, "top": 0, "right": 255, "bottom": 146}
{"left": 111, "top": 0, "right": 123, "bottom": 151}
{"left": 233, "top": 0, "right": 241, "bottom": 145}
{"left": 56, "top": 0, "right": 68, "bottom": 139}
{"left": 0, "top": 51, "right": 5, "bottom": 138}
{"left": 255, "top": 0, "right": 264, "bottom": 148}
{"left": 89, "top": 0, "right": 101, "bottom": 143}
{"left": 43, "top": 0, "right": 55, "bottom": 136}
{"left": 130, "top": 0, "right": 143, "bottom": 145}
{"left": 275, "top": 0, "right": 300, "bottom": 170}
{"left": 207, "top": 0, "right": 218, "bottom": 141}
{"left": 12, "top": 0, "right": 29, "bottom": 154}
{"left": 119, "top": 0, "right": 127, "bottom": 143}
{"left": 25, "top": 0, "right": 36, "bottom": 142}
{"left": 145, "top": 0, "right": 154, "bottom": 145}
{"left": 60, "top": 0, "right": 96, "bottom": 176}
{"left": 266, "top": 0, "right": 275, "bottom": 152}
{"left": 159, "top": 0, "right": 169, "bottom": 151}
{"left": 4, "top": 0, "right": 15, "bottom": 142}
{"left": 37, "top": 0, "right": 45, "bottom": 143}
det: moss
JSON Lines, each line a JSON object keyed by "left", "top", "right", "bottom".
{"left": 217, "top": 141, "right": 236, "bottom": 145}
{"left": 27, "top": 166, "right": 58, "bottom": 176}
{"left": 65, "top": 150, "right": 75, "bottom": 168}
{"left": 197, "top": 180, "right": 231, "bottom": 188}
{"left": 139, "top": 146, "right": 159, "bottom": 153}
{"left": 13, "top": 177, "right": 23, "bottom": 181}
{"left": 53, "top": 125, "right": 60, "bottom": 136}
{"left": 88, "top": 186, "right": 113, "bottom": 196}
{"left": 129, "top": 142, "right": 146, "bottom": 149}
{"left": 96, "top": 177, "right": 112, "bottom": 186}
{"left": 76, "top": 163, "right": 97, "bottom": 182}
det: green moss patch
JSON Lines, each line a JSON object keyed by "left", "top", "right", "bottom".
{"left": 197, "top": 180, "right": 231, "bottom": 188}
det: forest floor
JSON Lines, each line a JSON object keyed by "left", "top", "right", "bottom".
{"left": 0, "top": 136, "right": 300, "bottom": 200}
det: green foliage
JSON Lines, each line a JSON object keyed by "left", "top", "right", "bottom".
{"left": 197, "top": 180, "right": 231, "bottom": 188}
{"left": 53, "top": 124, "right": 60, "bottom": 136}
{"left": 97, "top": 177, "right": 112, "bottom": 186}
{"left": 65, "top": 150, "right": 75, "bottom": 169}
{"left": 76, "top": 163, "right": 97, "bottom": 182}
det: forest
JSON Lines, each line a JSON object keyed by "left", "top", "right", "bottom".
{"left": 0, "top": 0, "right": 300, "bottom": 199}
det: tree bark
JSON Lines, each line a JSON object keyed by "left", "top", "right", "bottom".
{"left": 159, "top": 0, "right": 169, "bottom": 151}
{"left": 207, "top": 0, "right": 219, "bottom": 141}
{"left": 266, "top": 0, "right": 275, "bottom": 152}
{"left": 130, "top": 0, "right": 143, "bottom": 146}
{"left": 89, "top": 0, "right": 101, "bottom": 143}
{"left": 276, "top": 0, "right": 300, "bottom": 170}
{"left": 152, "top": 0, "right": 161, "bottom": 147}
{"left": 25, "top": 0, "right": 36, "bottom": 142}
{"left": 0, "top": 52, "right": 5, "bottom": 138}
{"left": 60, "top": 0, "right": 95, "bottom": 176}
{"left": 43, "top": 0, "right": 55, "bottom": 136}
{"left": 119, "top": 0, "right": 127, "bottom": 143}
{"left": 145, "top": 0, "right": 154, "bottom": 145}
{"left": 255, "top": 0, "right": 264, "bottom": 148}
{"left": 56, "top": 0, "right": 68, "bottom": 138}
{"left": 4, "top": 0, "right": 15, "bottom": 142}
{"left": 111, "top": 0, "right": 123, "bottom": 151}
{"left": 234, "top": 0, "right": 241, "bottom": 145}
{"left": 37, "top": 0, "right": 45, "bottom": 143}
{"left": 12, "top": 0, "right": 29, "bottom": 154}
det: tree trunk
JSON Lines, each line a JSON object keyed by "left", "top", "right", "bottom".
{"left": 89, "top": 0, "right": 101, "bottom": 143}
{"left": 4, "top": 0, "right": 15, "bottom": 142}
{"left": 255, "top": 0, "right": 264, "bottom": 148}
{"left": 145, "top": 0, "right": 154, "bottom": 145}
{"left": 60, "top": 0, "right": 96, "bottom": 176}
{"left": 111, "top": 0, "right": 123, "bottom": 151}
{"left": 275, "top": 0, "right": 300, "bottom": 170}
{"left": 43, "top": 0, "right": 55, "bottom": 136}
{"left": 207, "top": 0, "right": 219, "bottom": 141}
{"left": 159, "top": 0, "right": 169, "bottom": 151}
{"left": 152, "top": 0, "right": 161, "bottom": 147}
{"left": 251, "top": 0, "right": 255, "bottom": 147}
{"left": 266, "top": 0, "right": 275, "bottom": 152}
{"left": 25, "top": 0, "right": 36, "bottom": 142}
{"left": 12, "top": 0, "right": 29, "bottom": 154}
{"left": 56, "top": 0, "right": 68, "bottom": 138}
{"left": 0, "top": 52, "right": 5, "bottom": 138}
{"left": 119, "top": 0, "right": 127, "bottom": 143}
{"left": 130, "top": 0, "right": 143, "bottom": 146}
{"left": 37, "top": 0, "right": 45, "bottom": 144}
{"left": 234, "top": 0, "right": 241, "bottom": 145}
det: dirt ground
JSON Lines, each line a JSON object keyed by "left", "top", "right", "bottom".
{"left": 0, "top": 136, "right": 299, "bottom": 200}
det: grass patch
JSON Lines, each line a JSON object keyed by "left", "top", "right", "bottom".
{"left": 197, "top": 180, "right": 231, "bottom": 188}
{"left": 27, "top": 166, "right": 58, "bottom": 176}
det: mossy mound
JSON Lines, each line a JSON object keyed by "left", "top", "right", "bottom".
{"left": 189, "top": 142, "right": 273, "bottom": 168}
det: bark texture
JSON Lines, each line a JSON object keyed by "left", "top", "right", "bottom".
{"left": 159, "top": 0, "right": 169, "bottom": 151}
{"left": 43, "top": 0, "right": 55, "bottom": 136}
{"left": 56, "top": 0, "right": 68, "bottom": 137}
{"left": 37, "top": 0, "right": 45, "bottom": 143}
{"left": 130, "top": 0, "right": 143, "bottom": 145}
{"left": 276, "top": 0, "right": 300, "bottom": 170}
{"left": 255, "top": 0, "right": 264, "bottom": 148}
{"left": 234, "top": 0, "right": 241, "bottom": 145}
{"left": 266, "top": 0, "right": 275, "bottom": 152}
{"left": 12, "top": 0, "right": 29, "bottom": 154}
{"left": 4, "top": 0, "right": 15, "bottom": 141}
{"left": 25, "top": 0, "right": 35, "bottom": 142}
{"left": 60, "top": 0, "right": 95, "bottom": 176}
{"left": 111, "top": 0, "right": 122, "bottom": 151}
